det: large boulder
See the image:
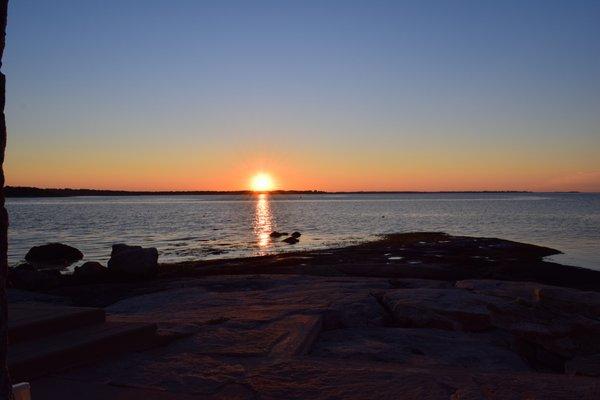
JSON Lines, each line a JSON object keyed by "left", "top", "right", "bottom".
{"left": 108, "top": 244, "right": 159, "bottom": 277}
{"left": 25, "top": 243, "right": 83, "bottom": 266}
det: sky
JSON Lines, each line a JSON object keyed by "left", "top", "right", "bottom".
{"left": 3, "top": 0, "right": 600, "bottom": 191}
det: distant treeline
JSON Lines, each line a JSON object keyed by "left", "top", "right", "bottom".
{"left": 3, "top": 186, "right": 541, "bottom": 198}
{"left": 4, "top": 186, "right": 326, "bottom": 197}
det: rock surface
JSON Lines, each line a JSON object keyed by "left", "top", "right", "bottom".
{"left": 25, "top": 243, "right": 83, "bottom": 266}
{"left": 312, "top": 327, "right": 529, "bottom": 372}
{"left": 12, "top": 233, "right": 600, "bottom": 399}
{"left": 380, "top": 288, "right": 500, "bottom": 331}
{"left": 50, "top": 273, "right": 600, "bottom": 399}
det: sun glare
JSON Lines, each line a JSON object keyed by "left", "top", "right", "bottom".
{"left": 250, "top": 173, "right": 275, "bottom": 192}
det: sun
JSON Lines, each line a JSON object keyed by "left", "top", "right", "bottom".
{"left": 250, "top": 173, "right": 275, "bottom": 192}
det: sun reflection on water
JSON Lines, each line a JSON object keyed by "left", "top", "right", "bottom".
{"left": 253, "top": 193, "right": 273, "bottom": 253}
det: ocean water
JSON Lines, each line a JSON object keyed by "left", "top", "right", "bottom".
{"left": 6, "top": 193, "right": 600, "bottom": 270}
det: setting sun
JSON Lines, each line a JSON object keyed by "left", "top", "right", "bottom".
{"left": 250, "top": 173, "right": 275, "bottom": 192}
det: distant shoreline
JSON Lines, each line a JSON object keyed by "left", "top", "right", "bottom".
{"left": 3, "top": 186, "right": 583, "bottom": 198}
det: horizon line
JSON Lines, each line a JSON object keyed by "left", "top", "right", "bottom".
{"left": 4, "top": 186, "right": 590, "bottom": 197}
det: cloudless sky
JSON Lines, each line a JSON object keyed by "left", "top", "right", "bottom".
{"left": 4, "top": 0, "right": 600, "bottom": 191}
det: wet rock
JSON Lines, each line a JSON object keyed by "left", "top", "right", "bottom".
{"left": 291, "top": 231, "right": 302, "bottom": 238}
{"left": 269, "top": 231, "right": 289, "bottom": 238}
{"left": 25, "top": 243, "right": 83, "bottom": 266}
{"left": 74, "top": 261, "right": 108, "bottom": 280}
{"left": 283, "top": 237, "right": 299, "bottom": 244}
{"left": 108, "top": 244, "right": 159, "bottom": 277}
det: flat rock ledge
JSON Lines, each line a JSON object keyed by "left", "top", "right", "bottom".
{"left": 11, "top": 233, "right": 600, "bottom": 399}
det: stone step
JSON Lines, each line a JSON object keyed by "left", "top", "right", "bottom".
{"left": 9, "top": 320, "right": 157, "bottom": 382}
{"left": 9, "top": 303, "right": 106, "bottom": 344}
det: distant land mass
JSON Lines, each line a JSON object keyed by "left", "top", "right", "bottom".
{"left": 1, "top": 186, "right": 545, "bottom": 198}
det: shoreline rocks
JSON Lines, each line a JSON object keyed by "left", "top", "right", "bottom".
{"left": 8, "top": 263, "right": 62, "bottom": 290}
{"left": 9, "top": 233, "right": 600, "bottom": 397}
{"left": 25, "top": 243, "right": 83, "bottom": 267}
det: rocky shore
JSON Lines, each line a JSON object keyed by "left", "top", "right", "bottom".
{"left": 9, "top": 233, "right": 600, "bottom": 399}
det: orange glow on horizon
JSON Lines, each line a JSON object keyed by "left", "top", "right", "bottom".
{"left": 250, "top": 173, "right": 275, "bottom": 192}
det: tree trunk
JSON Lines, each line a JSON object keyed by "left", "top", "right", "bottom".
{"left": 0, "top": 1, "right": 10, "bottom": 399}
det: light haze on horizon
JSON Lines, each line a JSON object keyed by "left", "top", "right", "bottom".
{"left": 4, "top": 0, "right": 600, "bottom": 191}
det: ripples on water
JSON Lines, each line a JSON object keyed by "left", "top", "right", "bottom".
{"left": 6, "top": 193, "right": 600, "bottom": 270}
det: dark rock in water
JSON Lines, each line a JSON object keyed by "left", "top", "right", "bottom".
{"left": 108, "top": 244, "right": 159, "bottom": 277}
{"left": 8, "top": 264, "right": 62, "bottom": 290}
{"left": 269, "top": 231, "right": 289, "bottom": 238}
{"left": 283, "top": 237, "right": 299, "bottom": 245}
{"left": 74, "top": 261, "right": 108, "bottom": 279}
{"left": 291, "top": 232, "right": 302, "bottom": 239}
{"left": 25, "top": 243, "right": 83, "bottom": 266}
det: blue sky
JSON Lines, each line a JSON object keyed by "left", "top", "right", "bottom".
{"left": 4, "top": 0, "right": 600, "bottom": 191}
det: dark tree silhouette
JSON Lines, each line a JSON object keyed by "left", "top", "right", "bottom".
{"left": 0, "top": 1, "right": 9, "bottom": 399}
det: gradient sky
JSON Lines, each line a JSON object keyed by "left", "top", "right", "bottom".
{"left": 4, "top": 0, "right": 600, "bottom": 191}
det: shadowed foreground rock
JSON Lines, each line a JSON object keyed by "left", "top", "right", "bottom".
{"left": 9, "top": 233, "right": 600, "bottom": 399}
{"left": 107, "top": 244, "right": 158, "bottom": 277}
{"left": 73, "top": 262, "right": 108, "bottom": 281}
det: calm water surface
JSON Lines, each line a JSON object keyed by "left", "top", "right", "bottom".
{"left": 6, "top": 193, "right": 600, "bottom": 270}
